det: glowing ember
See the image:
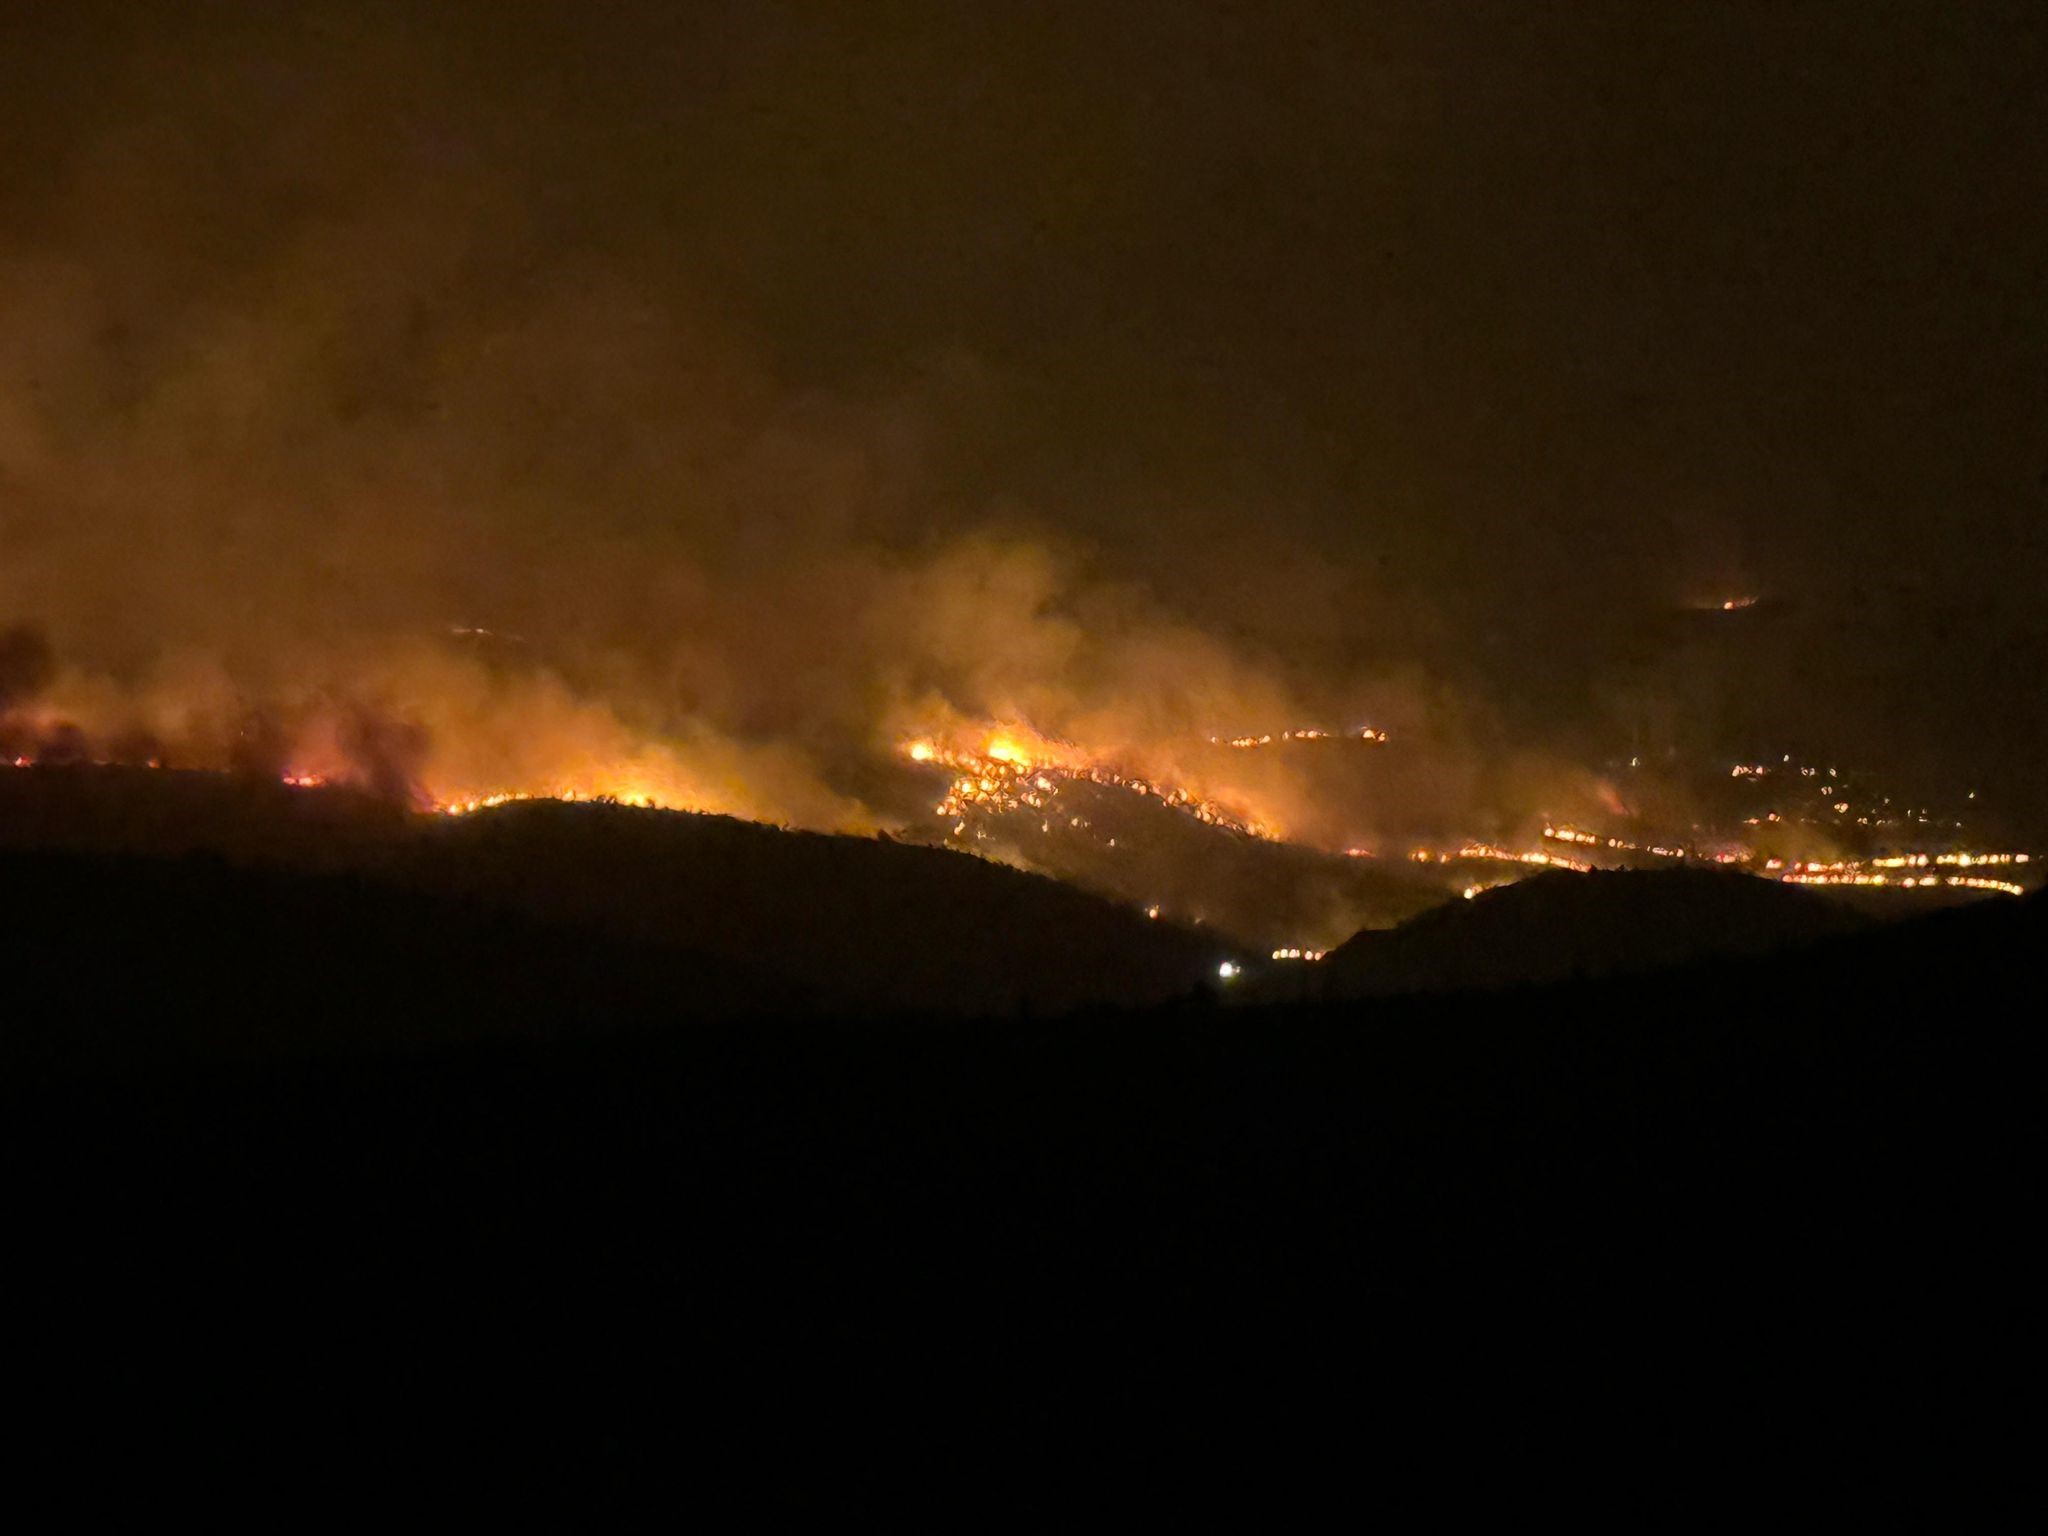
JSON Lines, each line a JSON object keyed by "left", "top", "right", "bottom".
{"left": 1782, "top": 871, "right": 2025, "bottom": 898}
{"left": 903, "top": 729, "right": 1275, "bottom": 844}
{"left": 1208, "top": 725, "right": 1388, "bottom": 749}
{"left": 2, "top": 750, "right": 703, "bottom": 823}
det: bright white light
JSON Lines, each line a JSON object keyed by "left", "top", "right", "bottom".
{"left": 1217, "top": 961, "right": 1240, "bottom": 980}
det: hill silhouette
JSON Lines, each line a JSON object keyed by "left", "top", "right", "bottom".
{"left": 0, "top": 765, "right": 1229, "bottom": 1018}
{"left": 1, "top": 778, "right": 2037, "bottom": 1505}
{"left": 1318, "top": 865, "right": 1871, "bottom": 996}
{"left": 7, "top": 872, "right": 2037, "bottom": 1505}
{"left": 0, "top": 845, "right": 792, "bottom": 1072}
{"left": 419, "top": 797, "right": 1229, "bottom": 1013}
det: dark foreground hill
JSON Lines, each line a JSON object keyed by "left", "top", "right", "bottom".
{"left": 421, "top": 797, "right": 1229, "bottom": 1013}
{"left": 0, "top": 766, "right": 1228, "bottom": 1015}
{"left": 0, "top": 847, "right": 796, "bottom": 1070}
{"left": 1318, "top": 865, "right": 1870, "bottom": 996}
{"left": 4, "top": 836, "right": 2038, "bottom": 1508}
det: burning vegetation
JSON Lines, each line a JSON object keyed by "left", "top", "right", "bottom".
{"left": 4, "top": 602, "right": 2034, "bottom": 965}
{"left": 907, "top": 728, "right": 1275, "bottom": 843}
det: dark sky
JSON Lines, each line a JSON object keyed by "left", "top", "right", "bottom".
{"left": 3, "top": 2, "right": 2044, "bottom": 822}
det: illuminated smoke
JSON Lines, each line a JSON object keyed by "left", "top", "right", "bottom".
{"left": 0, "top": 14, "right": 2027, "bottom": 877}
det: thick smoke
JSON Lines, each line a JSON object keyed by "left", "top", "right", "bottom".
{"left": 0, "top": 6, "right": 1627, "bottom": 853}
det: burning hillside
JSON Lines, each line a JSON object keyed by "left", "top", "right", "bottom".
{"left": 0, "top": 620, "right": 871, "bottom": 827}
{"left": 5, "top": 598, "right": 2035, "bottom": 965}
{"left": 908, "top": 729, "right": 1274, "bottom": 841}
{"left": 889, "top": 722, "right": 1460, "bottom": 946}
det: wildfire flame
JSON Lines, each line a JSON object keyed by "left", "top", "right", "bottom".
{"left": 2, "top": 617, "right": 2032, "bottom": 913}
{"left": 901, "top": 727, "right": 1277, "bottom": 845}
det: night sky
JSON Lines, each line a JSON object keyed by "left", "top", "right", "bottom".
{"left": 3, "top": 2, "right": 2043, "bottom": 829}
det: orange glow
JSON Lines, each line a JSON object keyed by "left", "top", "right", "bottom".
{"left": 901, "top": 727, "right": 1276, "bottom": 844}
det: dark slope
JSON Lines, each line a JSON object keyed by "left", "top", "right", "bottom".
{"left": 4, "top": 845, "right": 2040, "bottom": 1503}
{"left": 0, "top": 762, "right": 414, "bottom": 869}
{"left": 0, "top": 766, "right": 1228, "bottom": 1015}
{"left": 0, "top": 846, "right": 785, "bottom": 1070}
{"left": 1320, "top": 865, "right": 1870, "bottom": 996}
{"left": 420, "top": 798, "right": 1228, "bottom": 1013}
